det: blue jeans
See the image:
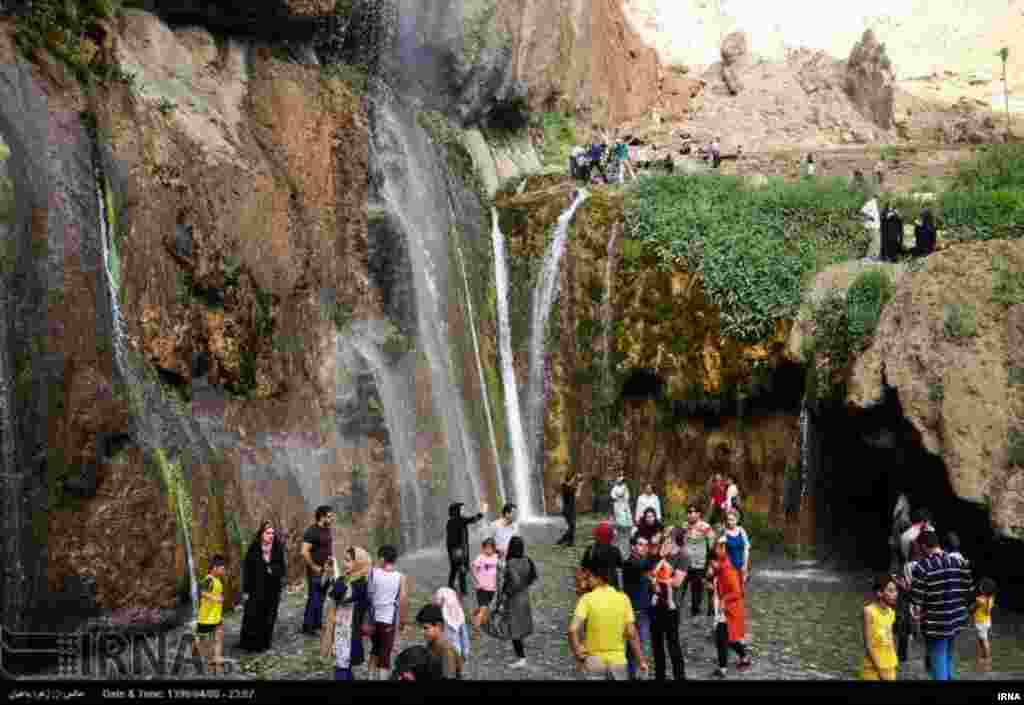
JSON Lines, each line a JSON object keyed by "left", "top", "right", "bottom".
{"left": 335, "top": 666, "right": 353, "bottom": 681}
{"left": 626, "top": 608, "right": 651, "bottom": 679}
{"left": 302, "top": 574, "right": 326, "bottom": 632}
{"left": 925, "top": 636, "right": 956, "bottom": 681}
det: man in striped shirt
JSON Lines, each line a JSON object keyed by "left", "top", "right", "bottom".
{"left": 909, "top": 531, "right": 973, "bottom": 680}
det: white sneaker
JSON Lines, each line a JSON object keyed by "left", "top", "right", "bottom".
{"left": 509, "top": 658, "right": 527, "bottom": 669}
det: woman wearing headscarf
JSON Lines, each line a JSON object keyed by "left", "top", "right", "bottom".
{"left": 913, "top": 209, "right": 937, "bottom": 257}
{"left": 238, "top": 521, "right": 286, "bottom": 652}
{"left": 433, "top": 587, "right": 471, "bottom": 664}
{"left": 610, "top": 474, "right": 633, "bottom": 558}
{"left": 707, "top": 534, "right": 752, "bottom": 677}
{"left": 485, "top": 536, "right": 537, "bottom": 669}
{"left": 635, "top": 507, "right": 664, "bottom": 543}
{"left": 325, "top": 546, "right": 372, "bottom": 681}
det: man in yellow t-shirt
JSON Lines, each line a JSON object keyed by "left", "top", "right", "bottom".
{"left": 569, "top": 544, "right": 648, "bottom": 680}
{"left": 862, "top": 574, "right": 899, "bottom": 680}
{"left": 197, "top": 555, "right": 227, "bottom": 676}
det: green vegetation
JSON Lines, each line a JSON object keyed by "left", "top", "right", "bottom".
{"left": 417, "top": 111, "right": 485, "bottom": 202}
{"left": 1010, "top": 427, "right": 1024, "bottom": 468}
{"left": 938, "top": 144, "right": 1024, "bottom": 241}
{"left": 534, "top": 111, "right": 577, "bottom": 168}
{"left": 944, "top": 303, "right": 978, "bottom": 341}
{"left": 462, "top": 0, "right": 502, "bottom": 67}
{"left": 0, "top": 175, "right": 13, "bottom": 225}
{"left": 804, "top": 291, "right": 853, "bottom": 405}
{"left": 323, "top": 62, "right": 368, "bottom": 95}
{"left": 845, "top": 268, "right": 895, "bottom": 349}
{"left": 627, "top": 174, "right": 869, "bottom": 341}
{"left": 992, "top": 256, "right": 1024, "bottom": 307}
{"left": 929, "top": 381, "right": 945, "bottom": 403}
{"left": 157, "top": 97, "right": 176, "bottom": 117}
{"left": 1007, "top": 426, "right": 1024, "bottom": 465}
{"left": 742, "top": 509, "right": 787, "bottom": 554}
{"left": 15, "top": 0, "right": 136, "bottom": 85}
{"left": 1010, "top": 367, "right": 1024, "bottom": 387}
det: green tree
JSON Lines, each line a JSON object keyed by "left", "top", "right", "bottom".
{"left": 998, "top": 47, "right": 1011, "bottom": 138}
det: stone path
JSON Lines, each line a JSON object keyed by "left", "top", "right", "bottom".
{"left": 20, "top": 516, "right": 1024, "bottom": 681}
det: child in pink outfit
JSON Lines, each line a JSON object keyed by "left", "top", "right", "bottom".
{"left": 471, "top": 538, "right": 499, "bottom": 627}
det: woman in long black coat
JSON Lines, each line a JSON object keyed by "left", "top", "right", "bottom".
{"left": 238, "top": 521, "right": 287, "bottom": 652}
{"left": 913, "top": 209, "right": 937, "bottom": 257}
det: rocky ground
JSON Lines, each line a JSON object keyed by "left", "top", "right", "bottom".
{"left": 32, "top": 515, "right": 1017, "bottom": 682}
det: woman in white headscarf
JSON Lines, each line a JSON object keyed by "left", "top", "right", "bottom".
{"left": 433, "top": 587, "right": 471, "bottom": 662}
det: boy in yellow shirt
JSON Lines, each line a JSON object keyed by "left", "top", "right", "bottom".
{"left": 568, "top": 544, "right": 648, "bottom": 680}
{"left": 861, "top": 574, "right": 899, "bottom": 680}
{"left": 973, "top": 578, "right": 996, "bottom": 670}
{"left": 196, "top": 555, "right": 227, "bottom": 675}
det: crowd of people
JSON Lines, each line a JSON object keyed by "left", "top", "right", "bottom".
{"left": 863, "top": 501, "right": 998, "bottom": 681}
{"left": 186, "top": 480, "right": 999, "bottom": 682}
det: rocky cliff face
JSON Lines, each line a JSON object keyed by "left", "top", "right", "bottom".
{"left": 848, "top": 240, "right": 1024, "bottom": 539}
{"left": 500, "top": 0, "right": 700, "bottom": 127}
{"left": 495, "top": 179, "right": 800, "bottom": 530}
{"left": 0, "top": 6, "right": 399, "bottom": 631}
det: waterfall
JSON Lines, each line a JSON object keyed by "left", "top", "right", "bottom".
{"left": 799, "top": 398, "right": 811, "bottom": 508}
{"left": 345, "top": 328, "right": 425, "bottom": 550}
{"left": 491, "top": 208, "right": 533, "bottom": 518}
{"left": 601, "top": 224, "right": 620, "bottom": 403}
{"left": 177, "top": 487, "right": 198, "bottom": 622}
{"left": 455, "top": 237, "right": 505, "bottom": 504}
{"left": 525, "top": 189, "right": 588, "bottom": 516}
{"left": 371, "top": 99, "right": 483, "bottom": 517}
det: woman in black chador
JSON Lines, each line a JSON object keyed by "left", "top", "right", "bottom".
{"left": 238, "top": 520, "right": 287, "bottom": 652}
{"left": 913, "top": 209, "right": 937, "bottom": 257}
{"left": 880, "top": 205, "right": 905, "bottom": 262}
{"left": 446, "top": 501, "right": 487, "bottom": 596}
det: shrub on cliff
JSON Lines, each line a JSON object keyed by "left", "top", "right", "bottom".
{"left": 939, "top": 143, "right": 1024, "bottom": 242}
{"left": 845, "top": 268, "right": 894, "bottom": 350}
{"left": 626, "top": 173, "right": 867, "bottom": 342}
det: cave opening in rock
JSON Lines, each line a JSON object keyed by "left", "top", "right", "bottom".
{"left": 817, "top": 388, "right": 1024, "bottom": 609}
{"left": 620, "top": 368, "right": 664, "bottom": 401}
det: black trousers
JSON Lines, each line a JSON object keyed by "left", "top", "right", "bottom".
{"left": 896, "top": 593, "right": 912, "bottom": 663}
{"left": 448, "top": 550, "right": 469, "bottom": 595}
{"left": 650, "top": 607, "right": 685, "bottom": 680}
{"left": 715, "top": 623, "right": 747, "bottom": 668}
{"left": 557, "top": 508, "right": 577, "bottom": 545}
{"left": 513, "top": 640, "right": 525, "bottom": 658}
{"left": 680, "top": 570, "right": 705, "bottom": 616}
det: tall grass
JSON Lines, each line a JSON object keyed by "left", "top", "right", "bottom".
{"left": 938, "top": 143, "right": 1024, "bottom": 241}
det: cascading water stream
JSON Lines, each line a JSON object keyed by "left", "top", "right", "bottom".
{"left": 95, "top": 155, "right": 199, "bottom": 616}
{"left": 798, "top": 398, "right": 811, "bottom": 507}
{"left": 347, "top": 331, "right": 425, "bottom": 550}
{"left": 455, "top": 236, "right": 505, "bottom": 504}
{"left": 371, "top": 99, "right": 483, "bottom": 517}
{"left": 525, "top": 189, "right": 588, "bottom": 516}
{"left": 491, "top": 208, "right": 533, "bottom": 518}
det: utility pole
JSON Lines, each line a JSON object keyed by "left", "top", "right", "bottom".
{"left": 998, "top": 47, "right": 1010, "bottom": 140}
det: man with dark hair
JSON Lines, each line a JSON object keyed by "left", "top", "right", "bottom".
{"left": 557, "top": 474, "right": 584, "bottom": 547}
{"left": 909, "top": 531, "right": 973, "bottom": 680}
{"left": 391, "top": 646, "right": 443, "bottom": 681}
{"left": 900, "top": 508, "right": 934, "bottom": 564}
{"left": 301, "top": 506, "right": 334, "bottom": 635}
{"left": 447, "top": 501, "right": 488, "bottom": 596}
{"left": 622, "top": 534, "right": 656, "bottom": 679}
{"left": 416, "top": 604, "right": 463, "bottom": 679}
{"left": 569, "top": 544, "right": 648, "bottom": 680}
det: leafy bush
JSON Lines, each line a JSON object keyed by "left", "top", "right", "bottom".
{"left": 741, "top": 509, "right": 786, "bottom": 555}
{"left": 939, "top": 144, "right": 1024, "bottom": 242}
{"left": 1010, "top": 428, "right": 1024, "bottom": 468}
{"left": 626, "top": 174, "right": 867, "bottom": 341}
{"left": 805, "top": 290, "right": 853, "bottom": 405}
{"left": 944, "top": 303, "right": 978, "bottom": 341}
{"left": 14, "top": 0, "right": 133, "bottom": 84}
{"left": 992, "top": 256, "right": 1024, "bottom": 307}
{"left": 846, "top": 268, "right": 895, "bottom": 350}
{"left": 535, "top": 111, "right": 577, "bottom": 168}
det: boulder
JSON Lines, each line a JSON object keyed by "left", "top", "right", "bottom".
{"left": 848, "top": 240, "right": 1024, "bottom": 538}
{"left": 844, "top": 29, "right": 895, "bottom": 129}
